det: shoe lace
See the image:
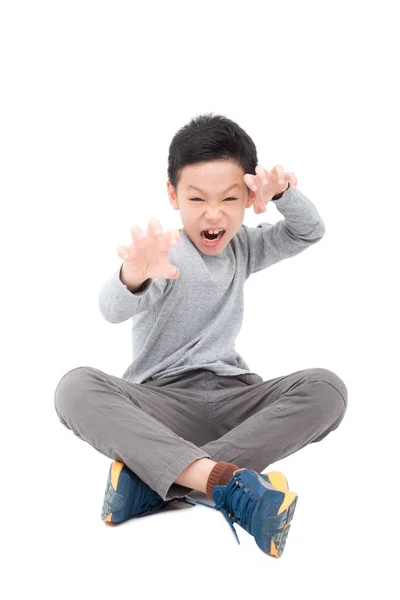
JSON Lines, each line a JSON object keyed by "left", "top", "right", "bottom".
{"left": 189, "top": 474, "right": 257, "bottom": 545}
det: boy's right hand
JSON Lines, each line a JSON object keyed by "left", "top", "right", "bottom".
{"left": 117, "top": 218, "right": 181, "bottom": 280}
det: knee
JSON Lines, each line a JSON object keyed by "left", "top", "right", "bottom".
{"left": 308, "top": 368, "right": 348, "bottom": 419}
{"left": 54, "top": 366, "right": 97, "bottom": 424}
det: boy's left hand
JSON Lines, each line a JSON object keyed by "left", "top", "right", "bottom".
{"left": 244, "top": 164, "right": 298, "bottom": 214}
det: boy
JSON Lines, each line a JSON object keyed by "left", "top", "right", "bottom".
{"left": 54, "top": 113, "right": 348, "bottom": 558}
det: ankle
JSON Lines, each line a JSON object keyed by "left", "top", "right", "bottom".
{"left": 174, "top": 457, "right": 217, "bottom": 493}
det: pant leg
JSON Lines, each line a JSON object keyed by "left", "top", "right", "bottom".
{"left": 54, "top": 366, "right": 212, "bottom": 500}
{"left": 200, "top": 368, "right": 348, "bottom": 473}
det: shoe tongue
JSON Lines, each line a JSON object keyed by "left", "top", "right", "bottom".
{"left": 224, "top": 473, "right": 257, "bottom": 536}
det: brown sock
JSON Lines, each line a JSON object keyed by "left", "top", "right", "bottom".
{"left": 206, "top": 461, "right": 241, "bottom": 500}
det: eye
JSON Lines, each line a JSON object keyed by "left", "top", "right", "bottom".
{"left": 189, "top": 197, "right": 238, "bottom": 202}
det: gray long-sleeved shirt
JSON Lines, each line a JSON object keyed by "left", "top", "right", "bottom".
{"left": 99, "top": 186, "right": 325, "bottom": 384}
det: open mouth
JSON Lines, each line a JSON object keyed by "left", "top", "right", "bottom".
{"left": 200, "top": 229, "right": 226, "bottom": 246}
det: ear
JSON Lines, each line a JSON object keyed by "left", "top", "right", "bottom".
{"left": 245, "top": 189, "right": 257, "bottom": 209}
{"left": 167, "top": 181, "right": 179, "bottom": 210}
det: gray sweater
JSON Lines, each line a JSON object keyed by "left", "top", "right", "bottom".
{"left": 99, "top": 186, "right": 325, "bottom": 384}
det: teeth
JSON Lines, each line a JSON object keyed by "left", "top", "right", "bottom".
{"left": 205, "top": 229, "right": 224, "bottom": 234}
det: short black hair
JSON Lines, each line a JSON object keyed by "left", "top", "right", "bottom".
{"left": 167, "top": 112, "right": 258, "bottom": 192}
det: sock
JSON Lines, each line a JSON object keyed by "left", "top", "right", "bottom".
{"left": 206, "top": 461, "right": 241, "bottom": 500}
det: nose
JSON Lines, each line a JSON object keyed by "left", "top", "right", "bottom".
{"left": 205, "top": 206, "right": 222, "bottom": 221}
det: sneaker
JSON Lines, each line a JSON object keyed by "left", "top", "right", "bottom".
{"left": 193, "top": 469, "right": 298, "bottom": 557}
{"left": 101, "top": 460, "right": 196, "bottom": 524}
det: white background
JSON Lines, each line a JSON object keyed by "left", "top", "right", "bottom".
{"left": 1, "top": 0, "right": 399, "bottom": 598}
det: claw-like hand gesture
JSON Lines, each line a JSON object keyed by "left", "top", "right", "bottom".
{"left": 117, "top": 218, "right": 181, "bottom": 280}
{"left": 244, "top": 164, "right": 298, "bottom": 214}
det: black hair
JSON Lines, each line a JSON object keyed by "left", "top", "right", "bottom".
{"left": 167, "top": 112, "right": 258, "bottom": 192}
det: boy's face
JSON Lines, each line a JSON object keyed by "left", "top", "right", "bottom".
{"left": 167, "top": 159, "right": 256, "bottom": 255}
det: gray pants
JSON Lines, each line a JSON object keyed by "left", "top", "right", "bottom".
{"left": 54, "top": 366, "right": 348, "bottom": 501}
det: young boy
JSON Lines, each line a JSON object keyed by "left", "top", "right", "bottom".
{"left": 54, "top": 113, "right": 348, "bottom": 558}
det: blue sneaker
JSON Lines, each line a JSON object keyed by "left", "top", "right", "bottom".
{"left": 193, "top": 468, "right": 298, "bottom": 558}
{"left": 101, "top": 461, "right": 196, "bottom": 524}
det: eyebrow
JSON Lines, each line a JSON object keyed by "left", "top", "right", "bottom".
{"left": 187, "top": 183, "right": 241, "bottom": 194}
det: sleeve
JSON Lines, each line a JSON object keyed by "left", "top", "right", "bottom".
{"left": 98, "top": 265, "right": 173, "bottom": 323}
{"left": 243, "top": 186, "right": 326, "bottom": 277}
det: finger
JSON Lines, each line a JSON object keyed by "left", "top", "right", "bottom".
{"left": 255, "top": 164, "right": 269, "bottom": 185}
{"left": 130, "top": 225, "right": 146, "bottom": 242}
{"left": 117, "top": 246, "right": 130, "bottom": 259}
{"left": 244, "top": 173, "right": 257, "bottom": 191}
{"left": 166, "top": 265, "right": 180, "bottom": 278}
{"left": 121, "top": 226, "right": 145, "bottom": 259}
{"left": 285, "top": 172, "right": 297, "bottom": 189}
{"left": 273, "top": 165, "right": 286, "bottom": 185}
{"left": 147, "top": 218, "right": 163, "bottom": 236}
{"left": 254, "top": 199, "right": 267, "bottom": 214}
{"left": 168, "top": 229, "right": 180, "bottom": 246}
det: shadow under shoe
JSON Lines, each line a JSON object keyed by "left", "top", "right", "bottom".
{"left": 102, "top": 461, "right": 196, "bottom": 525}
{"left": 192, "top": 469, "right": 298, "bottom": 558}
